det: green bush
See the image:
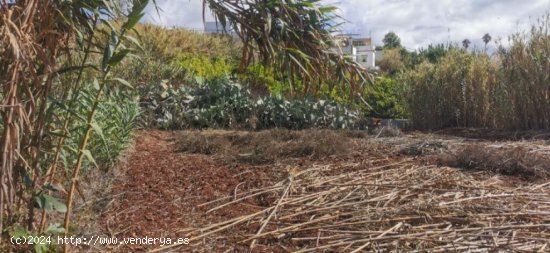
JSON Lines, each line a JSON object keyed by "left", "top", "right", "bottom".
{"left": 57, "top": 85, "right": 140, "bottom": 172}
{"left": 239, "top": 64, "right": 289, "bottom": 96}
{"left": 90, "top": 89, "right": 140, "bottom": 168}
{"left": 177, "top": 53, "right": 234, "bottom": 80}
{"left": 403, "top": 43, "right": 455, "bottom": 68}
{"left": 113, "top": 24, "right": 241, "bottom": 89}
{"left": 376, "top": 48, "right": 405, "bottom": 75}
{"left": 114, "top": 55, "right": 186, "bottom": 87}
{"left": 363, "top": 75, "right": 407, "bottom": 118}
{"left": 139, "top": 79, "right": 253, "bottom": 129}
{"left": 139, "top": 78, "right": 367, "bottom": 130}
{"left": 255, "top": 96, "right": 359, "bottom": 129}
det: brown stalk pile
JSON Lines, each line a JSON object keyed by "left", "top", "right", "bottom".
{"left": 157, "top": 158, "right": 550, "bottom": 252}
{"left": 438, "top": 143, "right": 550, "bottom": 180}
{"left": 177, "top": 129, "right": 351, "bottom": 164}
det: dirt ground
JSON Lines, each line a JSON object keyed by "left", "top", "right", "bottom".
{"left": 78, "top": 129, "right": 550, "bottom": 252}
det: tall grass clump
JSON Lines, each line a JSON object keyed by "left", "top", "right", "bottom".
{"left": 497, "top": 15, "right": 550, "bottom": 129}
{"left": 403, "top": 50, "right": 498, "bottom": 129}
{"left": 404, "top": 14, "right": 549, "bottom": 130}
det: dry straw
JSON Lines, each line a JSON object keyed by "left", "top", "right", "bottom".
{"left": 155, "top": 159, "right": 550, "bottom": 252}
{"left": 1, "top": 0, "right": 71, "bottom": 234}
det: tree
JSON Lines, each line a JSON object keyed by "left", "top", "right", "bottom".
{"left": 462, "top": 39, "right": 471, "bottom": 49}
{"left": 482, "top": 33, "right": 492, "bottom": 50}
{"left": 404, "top": 43, "right": 452, "bottom": 68}
{"left": 376, "top": 48, "right": 404, "bottom": 75}
{"left": 383, "top": 32, "right": 402, "bottom": 49}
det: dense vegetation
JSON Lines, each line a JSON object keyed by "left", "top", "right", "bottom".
{"left": 132, "top": 15, "right": 550, "bottom": 131}
{"left": 127, "top": 24, "right": 385, "bottom": 131}
{"left": 0, "top": 1, "right": 367, "bottom": 252}
{"left": 373, "top": 15, "right": 550, "bottom": 130}
{"left": 140, "top": 79, "right": 366, "bottom": 130}
{"left": 401, "top": 17, "right": 549, "bottom": 130}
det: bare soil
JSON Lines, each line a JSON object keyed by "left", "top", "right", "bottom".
{"left": 80, "top": 129, "right": 550, "bottom": 252}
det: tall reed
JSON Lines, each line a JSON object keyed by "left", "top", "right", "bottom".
{"left": 1, "top": 1, "right": 147, "bottom": 252}
{"left": 404, "top": 14, "right": 549, "bottom": 130}
{"left": 496, "top": 14, "right": 550, "bottom": 129}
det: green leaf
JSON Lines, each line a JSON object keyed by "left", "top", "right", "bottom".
{"left": 109, "top": 78, "right": 133, "bottom": 89}
{"left": 123, "top": 34, "right": 143, "bottom": 51}
{"left": 108, "top": 49, "right": 131, "bottom": 66}
{"left": 35, "top": 194, "right": 67, "bottom": 213}
{"left": 35, "top": 243, "right": 45, "bottom": 253}
{"left": 102, "top": 19, "right": 117, "bottom": 34}
{"left": 42, "top": 184, "right": 64, "bottom": 193}
{"left": 75, "top": 28, "right": 84, "bottom": 45}
{"left": 9, "top": 227, "right": 29, "bottom": 238}
{"left": 81, "top": 149, "right": 99, "bottom": 169}
{"left": 101, "top": 30, "right": 119, "bottom": 72}
{"left": 123, "top": 0, "right": 149, "bottom": 30}
{"left": 93, "top": 78, "right": 100, "bottom": 90}
{"left": 21, "top": 170, "right": 32, "bottom": 188}
{"left": 123, "top": 12, "right": 145, "bottom": 30}
{"left": 90, "top": 122, "right": 104, "bottom": 139}
{"left": 45, "top": 223, "right": 65, "bottom": 234}
{"left": 48, "top": 129, "right": 69, "bottom": 138}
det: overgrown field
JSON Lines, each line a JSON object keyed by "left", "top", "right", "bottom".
{"left": 2, "top": 1, "right": 550, "bottom": 252}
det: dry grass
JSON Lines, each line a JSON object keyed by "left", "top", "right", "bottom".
{"left": 154, "top": 157, "right": 550, "bottom": 252}
{"left": 387, "top": 132, "right": 550, "bottom": 181}
{"left": 80, "top": 129, "right": 549, "bottom": 253}
{"left": 177, "top": 129, "right": 353, "bottom": 164}
{"left": 372, "top": 125, "right": 403, "bottom": 138}
{"left": 438, "top": 143, "right": 550, "bottom": 180}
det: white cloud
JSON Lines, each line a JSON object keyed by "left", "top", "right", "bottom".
{"left": 143, "top": 0, "right": 213, "bottom": 29}
{"left": 333, "top": 0, "right": 550, "bottom": 49}
{"left": 144, "top": 0, "right": 550, "bottom": 49}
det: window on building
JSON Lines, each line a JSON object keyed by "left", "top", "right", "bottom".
{"left": 353, "top": 41, "right": 366, "bottom": 47}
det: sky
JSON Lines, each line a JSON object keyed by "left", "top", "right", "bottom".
{"left": 143, "top": 0, "right": 550, "bottom": 50}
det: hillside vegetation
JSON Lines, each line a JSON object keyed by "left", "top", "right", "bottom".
{"left": 125, "top": 15, "right": 550, "bottom": 131}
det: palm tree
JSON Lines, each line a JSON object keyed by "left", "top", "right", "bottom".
{"left": 462, "top": 39, "right": 471, "bottom": 49}
{"left": 205, "top": 0, "right": 368, "bottom": 97}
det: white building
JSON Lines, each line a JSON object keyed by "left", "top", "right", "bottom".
{"left": 333, "top": 36, "right": 377, "bottom": 69}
